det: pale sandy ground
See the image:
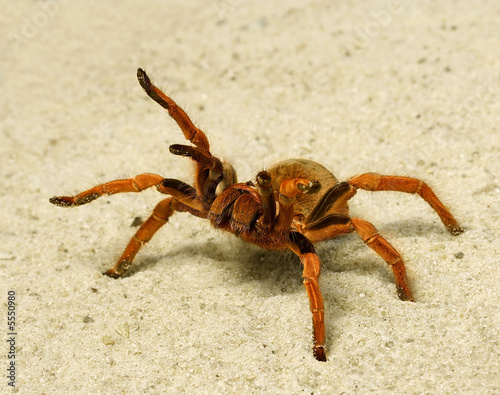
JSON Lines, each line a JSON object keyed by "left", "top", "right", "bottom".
{"left": 1, "top": 1, "right": 499, "bottom": 394}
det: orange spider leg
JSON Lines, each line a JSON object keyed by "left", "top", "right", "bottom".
{"left": 256, "top": 171, "right": 276, "bottom": 227}
{"left": 137, "top": 68, "right": 210, "bottom": 151}
{"left": 350, "top": 217, "right": 413, "bottom": 301}
{"left": 289, "top": 231, "right": 326, "bottom": 362}
{"left": 49, "top": 173, "right": 165, "bottom": 207}
{"left": 349, "top": 173, "right": 463, "bottom": 235}
{"left": 50, "top": 172, "right": 204, "bottom": 277}
{"left": 105, "top": 178, "right": 212, "bottom": 277}
{"left": 303, "top": 218, "right": 353, "bottom": 244}
{"left": 169, "top": 144, "right": 223, "bottom": 207}
{"left": 156, "top": 178, "right": 204, "bottom": 213}
{"left": 137, "top": 68, "right": 221, "bottom": 207}
{"left": 105, "top": 197, "right": 175, "bottom": 278}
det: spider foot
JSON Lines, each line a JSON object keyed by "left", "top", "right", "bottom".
{"left": 448, "top": 224, "right": 464, "bottom": 236}
{"left": 313, "top": 346, "right": 327, "bottom": 362}
{"left": 104, "top": 270, "right": 120, "bottom": 279}
{"left": 169, "top": 144, "right": 197, "bottom": 157}
{"left": 137, "top": 68, "right": 152, "bottom": 93}
{"left": 49, "top": 193, "right": 100, "bottom": 207}
{"left": 396, "top": 285, "right": 414, "bottom": 302}
{"left": 49, "top": 196, "right": 75, "bottom": 207}
{"left": 104, "top": 259, "right": 132, "bottom": 278}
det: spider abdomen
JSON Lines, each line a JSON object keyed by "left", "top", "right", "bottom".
{"left": 267, "top": 158, "right": 346, "bottom": 218}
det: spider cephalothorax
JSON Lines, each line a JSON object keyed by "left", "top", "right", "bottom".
{"left": 50, "top": 69, "right": 463, "bottom": 361}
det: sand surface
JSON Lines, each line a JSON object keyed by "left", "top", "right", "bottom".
{"left": 1, "top": 1, "right": 499, "bottom": 394}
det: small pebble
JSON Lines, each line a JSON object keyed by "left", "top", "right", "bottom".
{"left": 0, "top": 252, "right": 15, "bottom": 260}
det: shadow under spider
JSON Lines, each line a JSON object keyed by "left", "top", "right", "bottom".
{"left": 121, "top": 218, "right": 448, "bottom": 296}
{"left": 125, "top": 237, "right": 302, "bottom": 293}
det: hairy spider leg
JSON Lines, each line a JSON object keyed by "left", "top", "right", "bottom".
{"left": 349, "top": 173, "right": 463, "bottom": 235}
{"left": 256, "top": 171, "right": 276, "bottom": 227}
{"left": 137, "top": 68, "right": 227, "bottom": 209}
{"left": 105, "top": 195, "right": 206, "bottom": 278}
{"left": 50, "top": 173, "right": 203, "bottom": 277}
{"left": 350, "top": 217, "right": 413, "bottom": 301}
{"left": 137, "top": 68, "right": 209, "bottom": 151}
{"left": 50, "top": 174, "right": 202, "bottom": 211}
{"left": 300, "top": 181, "right": 413, "bottom": 300}
{"left": 105, "top": 197, "right": 175, "bottom": 278}
{"left": 169, "top": 144, "right": 224, "bottom": 209}
{"left": 105, "top": 196, "right": 204, "bottom": 278}
{"left": 105, "top": 177, "right": 208, "bottom": 275}
{"left": 156, "top": 178, "right": 201, "bottom": 211}
{"left": 49, "top": 173, "right": 165, "bottom": 207}
{"left": 267, "top": 176, "right": 326, "bottom": 361}
{"left": 289, "top": 231, "right": 327, "bottom": 362}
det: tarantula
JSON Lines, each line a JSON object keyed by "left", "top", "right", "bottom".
{"left": 50, "top": 69, "right": 463, "bottom": 361}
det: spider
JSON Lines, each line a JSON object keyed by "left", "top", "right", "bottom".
{"left": 50, "top": 68, "right": 463, "bottom": 362}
